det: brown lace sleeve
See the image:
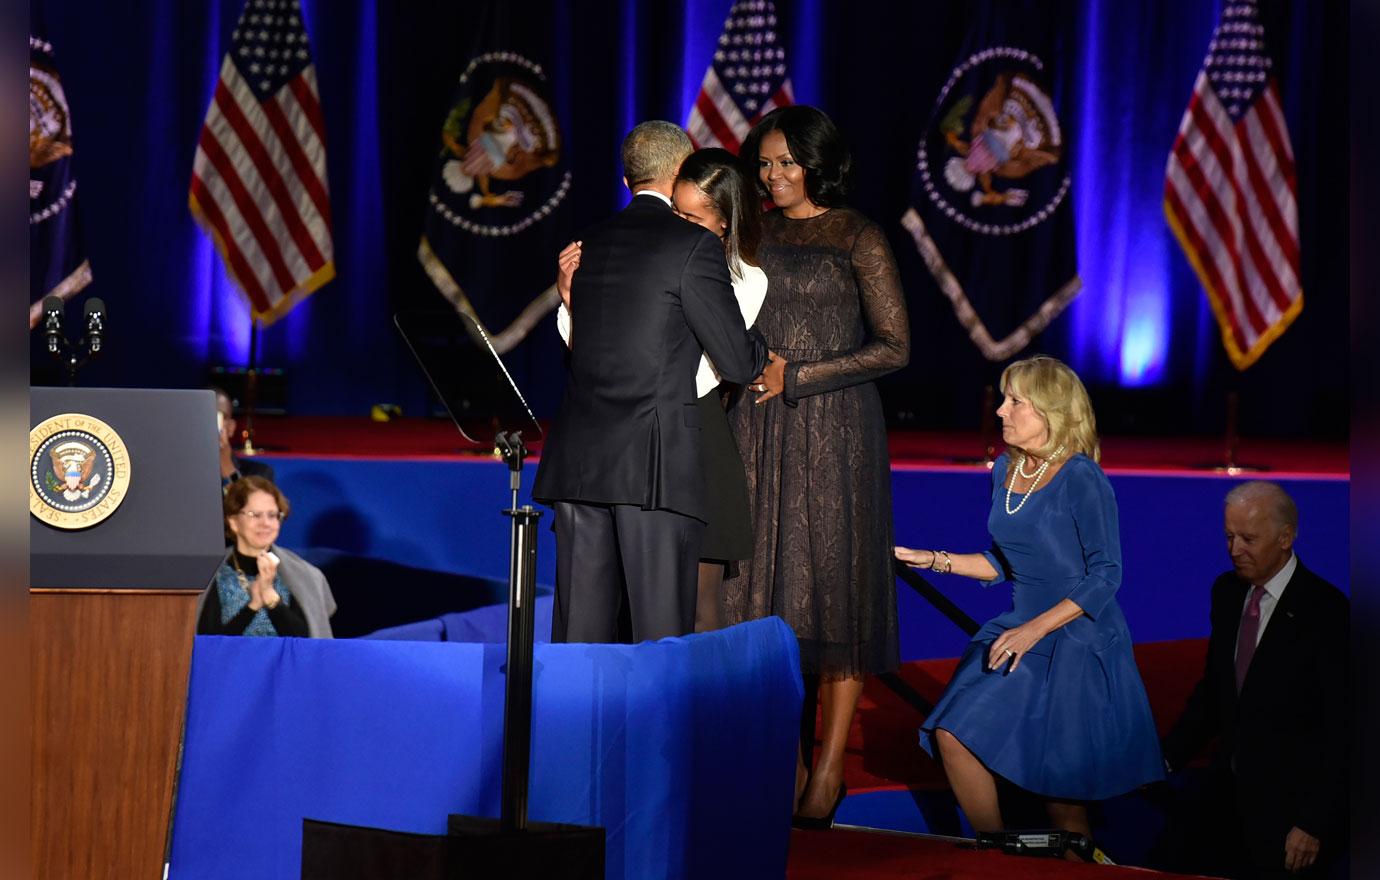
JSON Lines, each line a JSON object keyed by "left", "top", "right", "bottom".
{"left": 783, "top": 220, "right": 910, "bottom": 405}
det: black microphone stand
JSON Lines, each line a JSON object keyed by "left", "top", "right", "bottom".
{"left": 44, "top": 297, "right": 105, "bottom": 386}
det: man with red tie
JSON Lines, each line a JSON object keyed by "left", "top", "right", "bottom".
{"left": 1161, "top": 481, "right": 1348, "bottom": 878}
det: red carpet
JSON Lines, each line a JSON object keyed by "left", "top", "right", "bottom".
{"left": 786, "top": 828, "right": 1212, "bottom": 879}
{"left": 834, "top": 639, "right": 1209, "bottom": 794}
{"left": 241, "top": 417, "right": 1346, "bottom": 476}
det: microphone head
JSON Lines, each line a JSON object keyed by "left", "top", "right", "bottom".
{"left": 42, "top": 296, "right": 64, "bottom": 352}
{"left": 83, "top": 297, "right": 105, "bottom": 353}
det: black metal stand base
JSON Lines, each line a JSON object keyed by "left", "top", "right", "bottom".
{"left": 300, "top": 816, "right": 604, "bottom": 879}
{"left": 447, "top": 814, "right": 605, "bottom": 878}
{"left": 974, "top": 828, "right": 1114, "bottom": 864}
{"left": 301, "top": 819, "right": 448, "bottom": 879}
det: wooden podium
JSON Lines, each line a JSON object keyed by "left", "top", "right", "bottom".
{"left": 31, "top": 588, "right": 202, "bottom": 879}
{"left": 30, "top": 388, "right": 227, "bottom": 879}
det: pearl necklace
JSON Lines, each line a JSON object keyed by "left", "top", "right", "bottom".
{"left": 1015, "top": 457, "right": 1042, "bottom": 479}
{"left": 1005, "top": 446, "right": 1066, "bottom": 515}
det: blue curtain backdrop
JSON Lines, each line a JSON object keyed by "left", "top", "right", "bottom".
{"left": 31, "top": 0, "right": 1346, "bottom": 438}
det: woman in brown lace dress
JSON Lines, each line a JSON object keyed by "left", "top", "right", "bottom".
{"left": 724, "top": 105, "right": 910, "bottom": 826}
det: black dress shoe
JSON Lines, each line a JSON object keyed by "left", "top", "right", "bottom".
{"left": 790, "top": 783, "right": 847, "bottom": 830}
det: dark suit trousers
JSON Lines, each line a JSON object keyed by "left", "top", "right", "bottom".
{"left": 551, "top": 501, "right": 704, "bottom": 644}
{"left": 1155, "top": 766, "right": 1336, "bottom": 880}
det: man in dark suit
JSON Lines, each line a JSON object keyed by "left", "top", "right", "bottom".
{"left": 1161, "top": 481, "right": 1348, "bottom": 878}
{"left": 215, "top": 387, "right": 275, "bottom": 489}
{"left": 533, "top": 121, "right": 772, "bottom": 644}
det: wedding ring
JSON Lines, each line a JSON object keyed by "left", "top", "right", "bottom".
{"left": 1003, "top": 649, "right": 1014, "bottom": 656}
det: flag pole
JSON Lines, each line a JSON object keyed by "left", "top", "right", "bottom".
{"left": 1224, "top": 390, "right": 1240, "bottom": 472}
{"left": 951, "top": 382, "right": 999, "bottom": 468}
{"left": 979, "top": 383, "right": 997, "bottom": 468}
{"left": 1211, "top": 387, "right": 1263, "bottom": 474}
{"left": 241, "top": 320, "right": 260, "bottom": 456}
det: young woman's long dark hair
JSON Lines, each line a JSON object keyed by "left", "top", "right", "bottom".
{"left": 675, "top": 147, "right": 762, "bottom": 274}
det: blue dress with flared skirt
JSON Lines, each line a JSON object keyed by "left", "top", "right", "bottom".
{"left": 919, "top": 453, "right": 1164, "bottom": 800}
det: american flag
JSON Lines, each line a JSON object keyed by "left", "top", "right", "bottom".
{"left": 685, "top": 0, "right": 793, "bottom": 152}
{"left": 189, "top": 0, "right": 334, "bottom": 325}
{"left": 1164, "top": 0, "right": 1299, "bottom": 370}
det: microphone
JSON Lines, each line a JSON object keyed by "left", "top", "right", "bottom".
{"left": 43, "top": 296, "right": 64, "bottom": 354}
{"left": 83, "top": 297, "right": 105, "bottom": 354}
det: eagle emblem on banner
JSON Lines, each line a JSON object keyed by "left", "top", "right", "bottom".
{"left": 419, "top": 50, "right": 573, "bottom": 353}
{"left": 436, "top": 57, "right": 566, "bottom": 218}
{"left": 939, "top": 73, "right": 1062, "bottom": 211}
{"left": 904, "top": 35, "right": 1081, "bottom": 362}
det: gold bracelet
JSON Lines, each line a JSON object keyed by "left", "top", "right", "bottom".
{"left": 937, "top": 551, "right": 953, "bottom": 574}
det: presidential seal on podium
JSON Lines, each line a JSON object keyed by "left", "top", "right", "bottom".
{"left": 30, "top": 412, "right": 131, "bottom": 529}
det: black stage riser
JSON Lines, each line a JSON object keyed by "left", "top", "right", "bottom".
{"left": 301, "top": 817, "right": 604, "bottom": 880}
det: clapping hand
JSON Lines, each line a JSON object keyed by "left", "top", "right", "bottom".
{"left": 250, "top": 551, "right": 281, "bottom": 610}
{"left": 556, "top": 240, "right": 582, "bottom": 309}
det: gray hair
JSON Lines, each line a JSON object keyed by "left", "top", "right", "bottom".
{"left": 621, "top": 121, "right": 693, "bottom": 188}
{"left": 1225, "top": 480, "right": 1298, "bottom": 531}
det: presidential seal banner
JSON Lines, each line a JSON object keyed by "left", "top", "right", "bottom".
{"left": 29, "top": 34, "right": 93, "bottom": 330}
{"left": 902, "top": 1, "right": 1080, "bottom": 362}
{"left": 419, "top": 6, "right": 572, "bottom": 355}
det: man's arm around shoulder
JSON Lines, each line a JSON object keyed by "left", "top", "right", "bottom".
{"left": 679, "top": 230, "right": 767, "bottom": 382}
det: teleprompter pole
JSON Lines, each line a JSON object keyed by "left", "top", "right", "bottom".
{"left": 496, "top": 431, "right": 541, "bottom": 831}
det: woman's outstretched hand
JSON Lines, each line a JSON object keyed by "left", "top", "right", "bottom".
{"left": 894, "top": 546, "right": 935, "bottom": 569}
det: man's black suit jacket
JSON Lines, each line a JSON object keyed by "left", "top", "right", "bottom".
{"left": 1162, "top": 560, "right": 1348, "bottom": 865}
{"left": 232, "top": 454, "right": 275, "bottom": 484}
{"left": 533, "top": 194, "right": 767, "bottom": 522}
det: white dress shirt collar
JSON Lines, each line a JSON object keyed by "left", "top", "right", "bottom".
{"left": 1239, "top": 552, "right": 1296, "bottom": 651}
{"left": 631, "top": 189, "right": 672, "bottom": 207}
{"left": 1258, "top": 552, "right": 1297, "bottom": 601}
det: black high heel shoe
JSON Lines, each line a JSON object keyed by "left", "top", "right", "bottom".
{"left": 791, "top": 783, "right": 847, "bottom": 830}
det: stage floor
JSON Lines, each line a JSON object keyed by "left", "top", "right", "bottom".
{"left": 243, "top": 416, "right": 1348, "bottom": 476}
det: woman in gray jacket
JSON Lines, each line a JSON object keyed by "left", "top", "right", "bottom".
{"left": 198, "top": 476, "right": 336, "bottom": 638}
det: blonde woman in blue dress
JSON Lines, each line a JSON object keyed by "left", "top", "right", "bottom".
{"left": 896, "top": 356, "right": 1162, "bottom": 842}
